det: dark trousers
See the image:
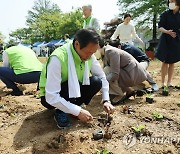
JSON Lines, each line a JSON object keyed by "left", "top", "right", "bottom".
{"left": 0, "top": 67, "right": 41, "bottom": 92}
{"left": 41, "top": 76, "right": 102, "bottom": 110}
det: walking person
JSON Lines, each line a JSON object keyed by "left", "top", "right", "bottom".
{"left": 155, "top": 0, "right": 180, "bottom": 88}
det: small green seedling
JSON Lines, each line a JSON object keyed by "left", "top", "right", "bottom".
{"left": 146, "top": 94, "right": 154, "bottom": 103}
{"left": 10, "top": 113, "right": 16, "bottom": 118}
{"left": 175, "top": 84, "right": 180, "bottom": 89}
{"left": 36, "top": 94, "right": 41, "bottom": 99}
{"left": 152, "top": 112, "right": 164, "bottom": 120}
{"left": 132, "top": 124, "right": 146, "bottom": 132}
{"left": 162, "top": 86, "right": 169, "bottom": 96}
{"left": 97, "top": 149, "right": 110, "bottom": 154}
{"left": 131, "top": 124, "right": 146, "bottom": 137}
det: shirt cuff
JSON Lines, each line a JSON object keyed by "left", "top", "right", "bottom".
{"left": 70, "top": 104, "right": 81, "bottom": 116}
{"left": 102, "top": 91, "right": 110, "bottom": 101}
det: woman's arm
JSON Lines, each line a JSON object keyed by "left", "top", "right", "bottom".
{"left": 159, "top": 27, "right": 176, "bottom": 38}
{"left": 131, "top": 25, "right": 144, "bottom": 45}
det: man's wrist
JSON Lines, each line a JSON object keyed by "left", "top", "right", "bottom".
{"left": 103, "top": 100, "right": 111, "bottom": 104}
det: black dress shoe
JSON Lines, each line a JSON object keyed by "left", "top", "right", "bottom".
{"left": 111, "top": 91, "right": 136, "bottom": 105}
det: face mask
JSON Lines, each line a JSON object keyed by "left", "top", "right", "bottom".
{"left": 169, "top": 2, "right": 177, "bottom": 10}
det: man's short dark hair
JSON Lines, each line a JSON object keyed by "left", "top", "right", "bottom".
{"left": 124, "top": 13, "right": 131, "bottom": 19}
{"left": 73, "top": 28, "right": 100, "bottom": 49}
{"left": 109, "top": 39, "right": 121, "bottom": 48}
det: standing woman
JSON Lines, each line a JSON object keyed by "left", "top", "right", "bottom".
{"left": 155, "top": 0, "right": 180, "bottom": 88}
{"left": 111, "top": 13, "right": 144, "bottom": 45}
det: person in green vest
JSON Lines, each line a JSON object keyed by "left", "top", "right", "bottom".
{"left": 82, "top": 4, "right": 100, "bottom": 32}
{"left": 0, "top": 45, "right": 43, "bottom": 96}
{"left": 82, "top": 4, "right": 102, "bottom": 63}
{"left": 39, "top": 28, "right": 115, "bottom": 128}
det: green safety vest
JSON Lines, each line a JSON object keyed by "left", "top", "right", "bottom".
{"left": 6, "top": 46, "right": 42, "bottom": 74}
{"left": 39, "top": 42, "right": 93, "bottom": 97}
{"left": 83, "top": 16, "right": 95, "bottom": 28}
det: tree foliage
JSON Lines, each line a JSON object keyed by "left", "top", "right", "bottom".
{"left": 9, "top": 0, "right": 83, "bottom": 44}
{"left": 0, "top": 32, "right": 5, "bottom": 44}
{"left": 26, "top": 0, "right": 60, "bottom": 25}
{"left": 9, "top": 28, "right": 31, "bottom": 43}
{"left": 117, "top": 0, "right": 167, "bottom": 39}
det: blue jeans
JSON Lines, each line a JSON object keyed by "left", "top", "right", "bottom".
{"left": 0, "top": 67, "right": 41, "bottom": 92}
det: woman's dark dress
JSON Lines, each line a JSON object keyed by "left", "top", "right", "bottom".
{"left": 155, "top": 9, "right": 180, "bottom": 64}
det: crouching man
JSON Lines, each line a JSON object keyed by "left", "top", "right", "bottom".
{"left": 0, "top": 45, "right": 42, "bottom": 96}
{"left": 39, "top": 28, "right": 115, "bottom": 128}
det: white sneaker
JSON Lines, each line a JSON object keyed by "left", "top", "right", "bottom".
{"left": 152, "top": 83, "right": 159, "bottom": 92}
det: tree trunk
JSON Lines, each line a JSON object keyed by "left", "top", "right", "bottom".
{"left": 152, "top": 12, "right": 157, "bottom": 40}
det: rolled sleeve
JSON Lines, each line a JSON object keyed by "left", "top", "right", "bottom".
{"left": 45, "top": 56, "right": 81, "bottom": 116}
{"left": 91, "top": 55, "right": 110, "bottom": 101}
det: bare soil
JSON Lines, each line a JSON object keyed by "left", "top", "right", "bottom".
{"left": 0, "top": 60, "right": 180, "bottom": 154}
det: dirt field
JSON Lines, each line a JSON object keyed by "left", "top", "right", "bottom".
{"left": 0, "top": 60, "right": 180, "bottom": 154}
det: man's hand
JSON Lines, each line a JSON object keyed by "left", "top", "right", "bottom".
{"left": 103, "top": 101, "right": 115, "bottom": 114}
{"left": 78, "top": 109, "right": 93, "bottom": 122}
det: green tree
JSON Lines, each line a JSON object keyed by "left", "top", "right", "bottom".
{"left": 9, "top": 0, "right": 83, "bottom": 44}
{"left": 117, "top": 0, "right": 167, "bottom": 40}
{"left": 59, "top": 9, "right": 84, "bottom": 37}
{"left": 29, "top": 9, "right": 83, "bottom": 42}
{"left": 0, "top": 32, "right": 5, "bottom": 44}
{"left": 26, "top": 0, "right": 60, "bottom": 25}
{"left": 9, "top": 28, "right": 32, "bottom": 43}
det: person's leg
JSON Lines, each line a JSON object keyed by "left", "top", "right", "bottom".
{"left": 79, "top": 76, "right": 102, "bottom": 105}
{"left": 41, "top": 96, "right": 55, "bottom": 110}
{"left": 59, "top": 76, "right": 102, "bottom": 106}
{"left": 41, "top": 76, "right": 102, "bottom": 128}
{"left": 161, "top": 62, "right": 168, "bottom": 87}
{"left": 146, "top": 71, "right": 159, "bottom": 91}
{"left": 140, "top": 61, "right": 149, "bottom": 70}
{"left": 40, "top": 94, "right": 71, "bottom": 128}
{"left": 139, "top": 62, "right": 159, "bottom": 91}
{"left": 15, "top": 71, "right": 41, "bottom": 84}
{"left": 109, "top": 80, "right": 124, "bottom": 96}
{"left": 167, "top": 63, "right": 175, "bottom": 86}
{"left": 0, "top": 67, "right": 21, "bottom": 94}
